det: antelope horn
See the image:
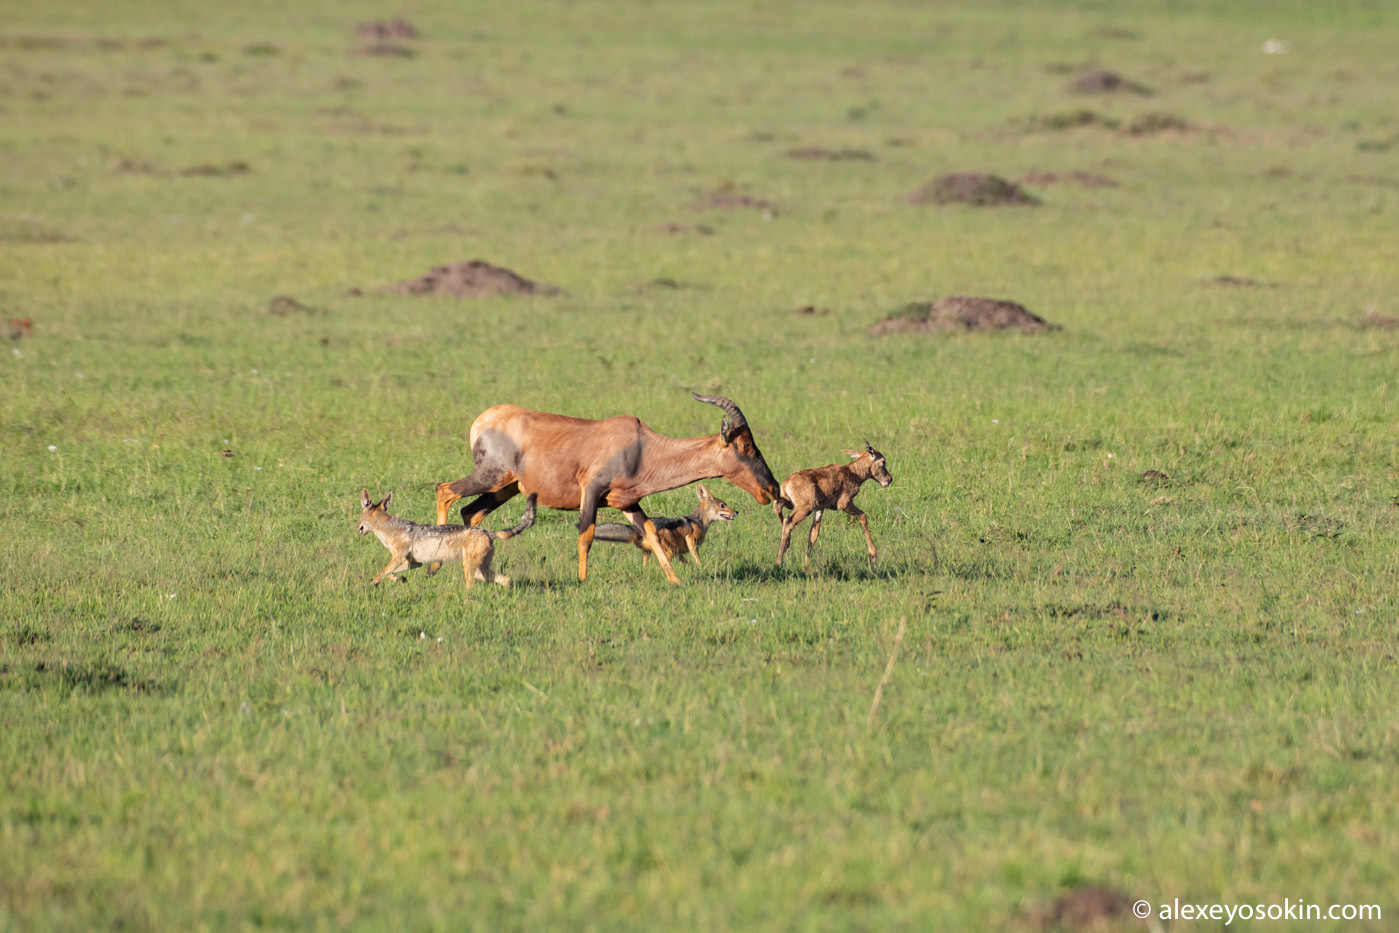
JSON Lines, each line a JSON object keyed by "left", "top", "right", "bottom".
{"left": 690, "top": 392, "right": 749, "bottom": 439}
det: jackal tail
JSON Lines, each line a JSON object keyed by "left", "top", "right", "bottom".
{"left": 592, "top": 522, "right": 643, "bottom": 544}
{"left": 490, "top": 494, "right": 537, "bottom": 540}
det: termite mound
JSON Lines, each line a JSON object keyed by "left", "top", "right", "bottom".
{"left": 870, "top": 297, "right": 1056, "bottom": 335}
{"left": 387, "top": 260, "right": 563, "bottom": 298}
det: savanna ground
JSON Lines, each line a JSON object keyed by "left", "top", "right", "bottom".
{"left": 2, "top": 0, "right": 1397, "bottom": 928}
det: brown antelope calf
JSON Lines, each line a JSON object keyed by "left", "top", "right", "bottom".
{"left": 433, "top": 393, "right": 780, "bottom": 586}
{"left": 358, "top": 490, "right": 536, "bottom": 588}
{"left": 774, "top": 443, "right": 892, "bottom": 568}
{"left": 592, "top": 483, "right": 737, "bottom": 568}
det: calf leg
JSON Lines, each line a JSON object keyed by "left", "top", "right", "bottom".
{"left": 776, "top": 505, "right": 812, "bottom": 566}
{"left": 844, "top": 503, "right": 877, "bottom": 566}
{"left": 804, "top": 510, "right": 824, "bottom": 567}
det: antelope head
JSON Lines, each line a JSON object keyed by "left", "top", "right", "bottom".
{"left": 691, "top": 392, "right": 781, "bottom": 505}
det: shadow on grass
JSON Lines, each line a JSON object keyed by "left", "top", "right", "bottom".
{"left": 720, "top": 558, "right": 929, "bottom": 584}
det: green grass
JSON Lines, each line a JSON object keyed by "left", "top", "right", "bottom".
{"left": 2, "top": 0, "right": 1398, "bottom": 929}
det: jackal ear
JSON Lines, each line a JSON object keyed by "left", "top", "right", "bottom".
{"left": 696, "top": 483, "right": 711, "bottom": 500}
{"left": 380, "top": 491, "right": 393, "bottom": 509}
{"left": 841, "top": 449, "right": 861, "bottom": 459}
{"left": 361, "top": 489, "right": 372, "bottom": 508}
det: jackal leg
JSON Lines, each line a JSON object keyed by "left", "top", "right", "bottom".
{"left": 478, "top": 548, "right": 511, "bottom": 587}
{"left": 804, "top": 509, "right": 824, "bottom": 567}
{"left": 371, "top": 551, "right": 412, "bottom": 585}
{"left": 843, "top": 503, "right": 877, "bottom": 566}
{"left": 684, "top": 532, "right": 702, "bottom": 568}
{"left": 776, "top": 505, "right": 812, "bottom": 566}
{"left": 623, "top": 506, "right": 681, "bottom": 585}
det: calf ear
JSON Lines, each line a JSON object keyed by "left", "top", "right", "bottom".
{"left": 841, "top": 449, "right": 860, "bottom": 459}
{"left": 361, "top": 489, "right": 372, "bottom": 508}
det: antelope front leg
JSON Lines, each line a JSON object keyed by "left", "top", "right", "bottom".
{"left": 624, "top": 507, "right": 681, "bottom": 585}
{"left": 577, "top": 485, "right": 602, "bottom": 582}
{"left": 845, "top": 503, "right": 877, "bottom": 566}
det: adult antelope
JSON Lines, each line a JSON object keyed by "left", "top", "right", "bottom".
{"left": 434, "top": 393, "right": 781, "bottom": 585}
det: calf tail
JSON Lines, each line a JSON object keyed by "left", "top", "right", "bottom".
{"left": 491, "top": 494, "right": 537, "bottom": 541}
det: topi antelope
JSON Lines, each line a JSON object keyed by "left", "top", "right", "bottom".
{"left": 773, "top": 442, "right": 892, "bottom": 568}
{"left": 434, "top": 393, "right": 781, "bottom": 585}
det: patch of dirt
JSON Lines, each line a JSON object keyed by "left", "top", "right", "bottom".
{"left": 792, "top": 305, "right": 830, "bottom": 316}
{"left": 179, "top": 161, "right": 250, "bottom": 177}
{"left": 352, "top": 42, "right": 415, "bottom": 58}
{"left": 1126, "top": 112, "right": 1191, "bottom": 135}
{"left": 1140, "top": 469, "right": 1171, "bottom": 486}
{"left": 786, "top": 146, "right": 876, "bottom": 161}
{"left": 1020, "top": 170, "right": 1119, "bottom": 188}
{"left": 870, "top": 297, "right": 1055, "bottom": 335}
{"left": 1200, "top": 275, "right": 1277, "bottom": 288}
{"left": 356, "top": 19, "right": 418, "bottom": 39}
{"left": 1066, "top": 69, "right": 1152, "bottom": 95}
{"left": 114, "top": 158, "right": 157, "bottom": 175}
{"left": 904, "top": 174, "right": 1038, "bottom": 207}
{"left": 653, "top": 222, "right": 715, "bottom": 235}
{"left": 1347, "top": 174, "right": 1396, "bottom": 187}
{"left": 1361, "top": 310, "right": 1399, "bottom": 330}
{"left": 388, "top": 260, "right": 562, "bottom": 298}
{"left": 268, "top": 296, "right": 322, "bottom": 316}
{"left": 1026, "top": 886, "right": 1139, "bottom": 930}
{"left": 688, "top": 193, "right": 778, "bottom": 213}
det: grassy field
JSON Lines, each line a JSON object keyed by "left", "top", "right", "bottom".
{"left": 3, "top": 0, "right": 1398, "bottom": 928}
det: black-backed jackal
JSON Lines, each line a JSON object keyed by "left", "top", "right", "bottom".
{"left": 592, "top": 484, "right": 737, "bottom": 568}
{"left": 358, "top": 490, "right": 536, "bottom": 588}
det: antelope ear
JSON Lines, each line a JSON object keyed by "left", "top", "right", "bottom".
{"left": 380, "top": 491, "right": 393, "bottom": 509}
{"left": 842, "top": 449, "right": 861, "bottom": 459}
{"left": 361, "top": 489, "right": 372, "bottom": 508}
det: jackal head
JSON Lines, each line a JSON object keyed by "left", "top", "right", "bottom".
{"left": 696, "top": 483, "right": 737, "bottom": 523}
{"left": 358, "top": 489, "right": 393, "bottom": 534}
